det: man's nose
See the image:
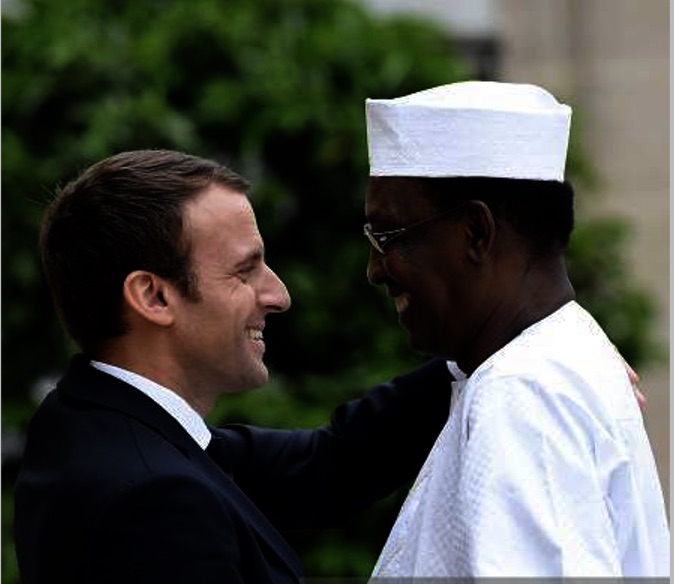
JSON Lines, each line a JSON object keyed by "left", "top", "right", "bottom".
{"left": 366, "top": 247, "right": 386, "bottom": 286}
{"left": 262, "top": 265, "right": 291, "bottom": 312}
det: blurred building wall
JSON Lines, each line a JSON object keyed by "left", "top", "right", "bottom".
{"left": 360, "top": 0, "right": 670, "bottom": 505}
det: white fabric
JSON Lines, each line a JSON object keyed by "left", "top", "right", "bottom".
{"left": 372, "top": 302, "right": 670, "bottom": 578}
{"left": 366, "top": 81, "right": 571, "bottom": 181}
{"left": 90, "top": 360, "right": 211, "bottom": 449}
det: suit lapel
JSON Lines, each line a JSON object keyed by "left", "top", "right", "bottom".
{"left": 57, "top": 355, "right": 302, "bottom": 579}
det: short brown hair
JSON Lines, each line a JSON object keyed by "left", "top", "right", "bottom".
{"left": 40, "top": 149, "right": 251, "bottom": 353}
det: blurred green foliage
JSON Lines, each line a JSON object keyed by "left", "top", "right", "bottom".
{"left": 1, "top": 0, "right": 659, "bottom": 580}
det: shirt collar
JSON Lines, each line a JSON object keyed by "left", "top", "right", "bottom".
{"left": 446, "top": 361, "right": 469, "bottom": 415}
{"left": 90, "top": 360, "right": 211, "bottom": 450}
{"left": 446, "top": 360, "right": 467, "bottom": 381}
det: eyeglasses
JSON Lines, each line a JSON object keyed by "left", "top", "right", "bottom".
{"left": 363, "top": 202, "right": 467, "bottom": 254}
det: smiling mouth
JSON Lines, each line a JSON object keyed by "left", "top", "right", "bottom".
{"left": 246, "top": 328, "right": 264, "bottom": 341}
{"left": 394, "top": 295, "right": 410, "bottom": 314}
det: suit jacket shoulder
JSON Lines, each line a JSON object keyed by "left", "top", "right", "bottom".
{"left": 14, "top": 355, "right": 301, "bottom": 584}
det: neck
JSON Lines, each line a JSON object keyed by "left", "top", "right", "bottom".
{"left": 94, "top": 339, "right": 215, "bottom": 417}
{"left": 456, "top": 255, "right": 575, "bottom": 375}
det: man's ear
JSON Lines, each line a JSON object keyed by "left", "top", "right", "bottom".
{"left": 463, "top": 200, "right": 496, "bottom": 263}
{"left": 122, "top": 271, "right": 175, "bottom": 327}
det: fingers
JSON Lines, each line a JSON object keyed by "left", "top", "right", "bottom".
{"left": 612, "top": 344, "right": 646, "bottom": 410}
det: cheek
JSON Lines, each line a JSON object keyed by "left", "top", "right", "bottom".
{"left": 382, "top": 246, "right": 424, "bottom": 281}
{"left": 409, "top": 254, "right": 453, "bottom": 297}
{"left": 419, "top": 279, "right": 456, "bottom": 334}
{"left": 415, "top": 264, "right": 466, "bottom": 326}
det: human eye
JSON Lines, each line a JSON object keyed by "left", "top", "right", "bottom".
{"left": 236, "top": 264, "right": 256, "bottom": 283}
{"left": 232, "top": 249, "right": 265, "bottom": 283}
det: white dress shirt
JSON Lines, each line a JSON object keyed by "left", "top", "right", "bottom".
{"left": 90, "top": 360, "right": 211, "bottom": 450}
{"left": 373, "top": 301, "right": 670, "bottom": 578}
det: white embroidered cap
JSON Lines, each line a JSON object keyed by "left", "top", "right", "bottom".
{"left": 365, "top": 81, "right": 572, "bottom": 182}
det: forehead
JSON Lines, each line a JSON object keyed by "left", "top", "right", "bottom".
{"left": 184, "top": 185, "right": 262, "bottom": 261}
{"left": 365, "top": 177, "right": 435, "bottom": 224}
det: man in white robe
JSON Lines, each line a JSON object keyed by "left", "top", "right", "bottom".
{"left": 363, "top": 82, "right": 670, "bottom": 577}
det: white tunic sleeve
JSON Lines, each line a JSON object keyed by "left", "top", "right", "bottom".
{"left": 452, "top": 375, "right": 624, "bottom": 576}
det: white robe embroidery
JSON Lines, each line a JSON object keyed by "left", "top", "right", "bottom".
{"left": 373, "top": 301, "right": 669, "bottom": 578}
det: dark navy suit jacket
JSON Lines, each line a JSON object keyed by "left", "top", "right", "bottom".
{"left": 14, "top": 355, "right": 452, "bottom": 583}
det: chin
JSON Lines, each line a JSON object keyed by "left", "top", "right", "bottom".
{"left": 405, "top": 325, "right": 427, "bottom": 349}
{"left": 227, "top": 367, "right": 269, "bottom": 393}
{"left": 407, "top": 332, "right": 445, "bottom": 360}
{"left": 249, "top": 364, "right": 270, "bottom": 388}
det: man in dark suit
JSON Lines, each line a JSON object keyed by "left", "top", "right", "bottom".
{"left": 13, "top": 149, "right": 453, "bottom": 583}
